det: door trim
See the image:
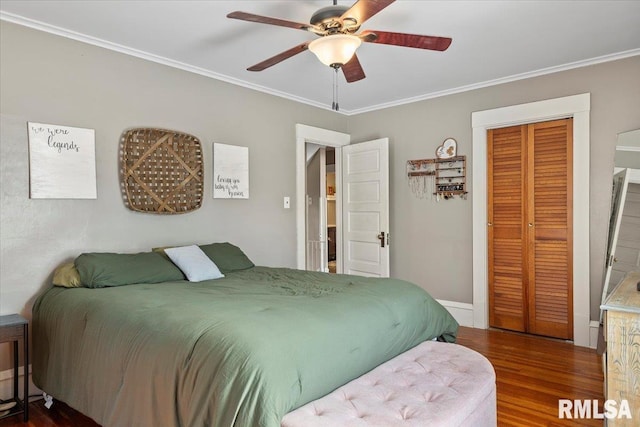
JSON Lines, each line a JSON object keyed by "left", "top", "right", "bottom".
{"left": 471, "top": 93, "right": 591, "bottom": 347}
{"left": 296, "top": 124, "right": 350, "bottom": 271}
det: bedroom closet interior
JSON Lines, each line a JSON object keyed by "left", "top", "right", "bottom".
{"left": 488, "top": 118, "right": 573, "bottom": 340}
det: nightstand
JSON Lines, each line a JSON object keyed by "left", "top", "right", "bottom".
{"left": 0, "top": 314, "right": 28, "bottom": 422}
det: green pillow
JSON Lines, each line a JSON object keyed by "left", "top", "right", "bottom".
{"left": 75, "top": 251, "right": 185, "bottom": 288}
{"left": 199, "top": 242, "right": 254, "bottom": 274}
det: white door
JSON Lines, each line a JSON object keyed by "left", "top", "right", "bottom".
{"left": 342, "top": 138, "right": 390, "bottom": 277}
{"left": 600, "top": 168, "right": 630, "bottom": 313}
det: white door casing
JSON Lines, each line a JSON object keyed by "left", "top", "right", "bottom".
{"left": 342, "top": 138, "right": 390, "bottom": 277}
{"left": 472, "top": 93, "right": 591, "bottom": 347}
{"left": 296, "top": 124, "right": 350, "bottom": 272}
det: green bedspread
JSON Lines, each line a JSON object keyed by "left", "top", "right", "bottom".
{"left": 33, "top": 267, "right": 458, "bottom": 427}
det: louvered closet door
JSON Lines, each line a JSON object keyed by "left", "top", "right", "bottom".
{"left": 488, "top": 125, "right": 527, "bottom": 332}
{"left": 488, "top": 119, "right": 573, "bottom": 340}
{"left": 527, "top": 119, "right": 573, "bottom": 339}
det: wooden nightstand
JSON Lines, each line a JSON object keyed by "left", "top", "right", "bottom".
{"left": 0, "top": 314, "right": 28, "bottom": 422}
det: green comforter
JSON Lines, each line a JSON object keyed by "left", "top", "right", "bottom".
{"left": 33, "top": 267, "right": 458, "bottom": 427}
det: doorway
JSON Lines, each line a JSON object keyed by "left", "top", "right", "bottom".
{"left": 295, "top": 124, "right": 350, "bottom": 273}
{"left": 296, "top": 125, "right": 391, "bottom": 278}
{"left": 305, "top": 145, "right": 338, "bottom": 273}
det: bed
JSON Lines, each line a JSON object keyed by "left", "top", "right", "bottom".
{"left": 32, "top": 243, "right": 458, "bottom": 427}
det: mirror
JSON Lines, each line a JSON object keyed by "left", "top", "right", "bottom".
{"left": 601, "top": 129, "right": 640, "bottom": 311}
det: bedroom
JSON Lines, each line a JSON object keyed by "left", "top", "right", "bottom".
{"left": 1, "top": 0, "right": 639, "bottom": 426}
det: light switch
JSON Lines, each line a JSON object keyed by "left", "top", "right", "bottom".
{"left": 284, "top": 196, "right": 290, "bottom": 209}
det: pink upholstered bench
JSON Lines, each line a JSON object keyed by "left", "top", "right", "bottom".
{"left": 281, "top": 341, "right": 497, "bottom": 427}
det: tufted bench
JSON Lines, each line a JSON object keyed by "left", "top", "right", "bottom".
{"left": 281, "top": 341, "right": 496, "bottom": 427}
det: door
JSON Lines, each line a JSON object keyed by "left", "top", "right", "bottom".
{"left": 600, "top": 168, "right": 630, "bottom": 311}
{"left": 526, "top": 119, "right": 573, "bottom": 339}
{"left": 488, "top": 119, "right": 573, "bottom": 340}
{"left": 342, "top": 138, "right": 390, "bottom": 277}
{"left": 488, "top": 125, "right": 527, "bottom": 332}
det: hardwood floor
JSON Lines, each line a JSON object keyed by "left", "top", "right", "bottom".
{"left": 0, "top": 326, "right": 603, "bottom": 426}
{"left": 456, "top": 327, "right": 604, "bottom": 426}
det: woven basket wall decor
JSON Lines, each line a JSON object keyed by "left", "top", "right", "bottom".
{"left": 120, "top": 128, "right": 203, "bottom": 214}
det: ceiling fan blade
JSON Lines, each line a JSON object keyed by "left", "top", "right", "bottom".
{"left": 341, "top": 0, "right": 395, "bottom": 26}
{"left": 360, "top": 30, "right": 452, "bottom": 51}
{"left": 227, "top": 11, "right": 319, "bottom": 33}
{"left": 342, "top": 54, "right": 366, "bottom": 83}
{"left": 247, "top": 43, "right": 310, "bottom": 72}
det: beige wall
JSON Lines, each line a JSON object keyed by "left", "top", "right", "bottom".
{"left": 0, "top": 21, "right": 349, "bottom": 370}
{"left": 347, "top": 56, "right": 640, "bottom": 320}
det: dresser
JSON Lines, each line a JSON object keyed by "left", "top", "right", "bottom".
{"left": 601, "top": 271, "right": 640, "bottom": 425}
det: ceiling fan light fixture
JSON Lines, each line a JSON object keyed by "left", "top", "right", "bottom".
{"left": 308, "top": 34, "right": 362, "bottom": 68}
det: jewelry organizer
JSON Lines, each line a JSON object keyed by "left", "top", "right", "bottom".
{"left": 407, "top": 155, "right": 467, "bottom": 200}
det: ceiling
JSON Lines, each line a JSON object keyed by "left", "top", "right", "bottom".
{"left": 2, "top": 1, "right": 639, "bottom": 115}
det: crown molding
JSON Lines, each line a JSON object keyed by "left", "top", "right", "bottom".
{"left": 0, "top": 11, "right": 336, "bottom": 113}
{"left": 344, "top": 48, "right": 640, "bottom": 115}
{"left": 2, "top": 11, "right": 639, "bottom": 117}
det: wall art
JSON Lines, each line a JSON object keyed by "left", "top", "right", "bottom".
{"left": 213, "top": 143, "right": 249, "bottom": 199}
{"left": 120, "top": 128, "right": 203, "bottom": 214}
{"left": 28, "top": 122, "right": 97, "bottom": 199}
{"left": 436, "top": 137, "right": 457, "bottom": 159}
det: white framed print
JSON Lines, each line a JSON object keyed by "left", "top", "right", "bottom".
{"left": 28, "top": 122, "right": 97, "bottom": 199}
{"left": 213, "top": 143, "right": 249, "bottom": 199}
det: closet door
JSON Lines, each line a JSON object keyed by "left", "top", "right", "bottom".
{"left": 488, "top": 119, "right": 573, "bottom": 340}
{"left": 527, "top": 119, "right": 573, "bottom": 339}
{"left": 488, "top": 125, "right": 527, "bottom": 332}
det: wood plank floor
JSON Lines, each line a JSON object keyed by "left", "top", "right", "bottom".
{"left": 0, "top": 326, "right": 604, "bottom": 427}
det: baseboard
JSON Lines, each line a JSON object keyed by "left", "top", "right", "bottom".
{"left": 437, "top": 299, "right": 474, "bottom": 327}
{"left": 437, "top": 300, "right": 599, "bottom": 348}
{"left": 0, "top": 365, "right": 42, "bottom": 401}
{"left": 589, "top": 320, "right": 600, "bottom": 349}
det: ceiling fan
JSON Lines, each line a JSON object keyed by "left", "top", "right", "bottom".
{"left": 227, "top": 0, "right": 452, "bottom": 84}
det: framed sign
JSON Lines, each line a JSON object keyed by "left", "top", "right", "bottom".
{"left": 213, "top": 143, "right": 249, "bottom": 199}
{"left": 28, "top": 122, "right": 97, "bottom": 199}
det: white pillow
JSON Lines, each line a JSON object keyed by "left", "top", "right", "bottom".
{"left": 164, "top": 245, "right": 224, "bottom": 282}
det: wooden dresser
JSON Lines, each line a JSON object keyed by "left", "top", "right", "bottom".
{"left": 601, "top": 271, "right": 640, "bottom": 425}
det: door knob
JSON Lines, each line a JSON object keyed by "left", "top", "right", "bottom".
{"left": 377, "top": 232, "right": 386, "bottom": 248}
{"left": 528, "top": 223, "right": 534, "bottom": 227}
